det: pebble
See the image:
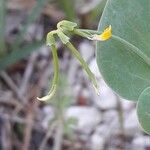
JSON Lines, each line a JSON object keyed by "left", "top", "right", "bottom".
{"left": 65, "top": 106, "right": 101, "bottom": 134}
{"left": 102, "top": 110, "right": 118, "bottom": 124}
{"left": 38, "top": 45, "right": 50, "bottom": 58}
{"left": 79, "top": 41, "right": 94, "bottom": 62}
{"left": 89, "top": 58, "right": 101, "bottom": 78}
{"left": 89, "top": 133, "right": 105, "bottom": 150}
{"left": 124, "top": 109, "right": 140, "bottom": 135}
{"left": 24, "top": 24, "right": 37, "bottom": 42}
{"left": 41, "top": 106, "right": 55, "bottom": 129}
{"left": 121, "top": 98, "right": 135, "bottom": 111}
{"left": 132, "top": 136, "right": 150, "bottom": 150}
{"left": 67, "top": 58, "right": 79, "bottom": 86}
{"left": 93, "top": 80, "right": 117, "bottom": 110}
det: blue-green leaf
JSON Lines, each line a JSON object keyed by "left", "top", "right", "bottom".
{"left": 137, "top": 87, "right": 150, "bottom": 134}
{"left": 96, "top": 0, "right": 150, "bottom": 101}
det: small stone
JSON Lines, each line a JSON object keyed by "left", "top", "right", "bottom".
{"left": 41, "top": 106, "right": 55, "bottom": 129}
{"left": 73, "top": 84, "right": 82, "bottom": 98}
{"left": 121, "top": 99, "right": 135, "bottom": 111}
{"left": 93, "top": 80, "right": 117, "bottom": 110}
{"left": 102, "top": 110, "right": 118, "bottom": 124}
{"left": 132, "top": 136, "right": 150, "bottom": 150}
{"left": 89, "top": 59, "right": 101, "bottom": 78}
{"left": 38, "top": 46, "right": 50, "bottom": 57}
{"left": 81, "top": 88, "right": 91, "bottom": 99}
{"left": 79, "top": 41, "right": 94, "bottom": 62}
{"left": 124, "top": 109, "right": 139, "bottom": 135}
{"left": 65, "top": 106, "right": 101, "bottom": 134}
{"left": 24, "top": 24, "right": 37, "bottom": 41}
{"left": 68, "top": 58, "right": 79, "bottom": 86}
{"left": 95, "top": 124, "right": 109, "bottom": 136}
{"left": 90, "top": 133, "right": 105, "bottom": 150}
{"left": 35, "top": 24, "right": 43, "bottom": 40}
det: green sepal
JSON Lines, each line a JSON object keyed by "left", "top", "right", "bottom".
{"left": 46, "top": 32, "right": 56, "bottom": 46}
{"left": 57, "top": 20, "right": 77, "bottom": 31}
{"left": 73, "top": 29, "right": 94, "bottom": 39}
{"left": 57, "top": 31, "right": 70, "bottom": 44}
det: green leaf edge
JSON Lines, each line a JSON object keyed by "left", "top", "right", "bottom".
{"left": 137, "top": 86, "right": 150, "bottom": 135}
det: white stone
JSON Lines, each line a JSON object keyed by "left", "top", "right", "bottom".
{"left": 79, "top": 41, "right": 94, "bottom": 61}
{"left": 121, "top": 98, "right": 135, "bottom": 111}
{"left": 41, "top": 106, "right": 55, "bottom": 129}
{"left": 90, "top": 133, "right": 105, "bottom": 150}
{"left": 24, "top": 24, "right": 37, "bottom": 41}
{"left": 95, "top": 124, "right": 109, "bottom": 135}
{"left": 132, "top": 136, "right": 150, "bottom": 150}
{"left": 89, "top": 59, "right": 101, "bottom": 78}
{"left": 35, "top": 24, "right": 43, "bottom": 40}
{"left": 67, "top": 58, "right": 79, "bottom": 86}
{"left": 65, "top": 106, "right": 101, "bottom": 134}
{"left": 93, "top": 80, "right": 117, "bottom": 110}
{"left": 73, "top": 84, "right": 82, "bottom": 98}
{"left": 124, "top": 109, "right": 140, "bottom": 135}
{"left": 102, "top": 110, "right": 118, "bottom": 124}
{"left": 38, "top": 45, "right": 50, "bottom": 57}
{"left": 82, "top": 88, "right": 91, "bottom": 99}
{"left": 99, "top": 110, "right": 120, "bottom": 136}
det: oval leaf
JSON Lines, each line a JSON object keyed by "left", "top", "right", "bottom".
{"left": 96, "top": 0, "right": 150, "bottom": 101}
{"left": 137, "top": 87, "right": 150, "bottom": 134}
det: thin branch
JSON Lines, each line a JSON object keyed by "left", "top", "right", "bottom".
{"left": 38, "top": 122, "right": 57, "bottom": 150}
{"left": 0, "top": 71, "right": 26, "bottom": 102}
{"left": 19, "top": 52, "right": 38, "bottom": 97}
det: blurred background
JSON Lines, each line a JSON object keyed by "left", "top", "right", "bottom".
{"left": 0, "top": 0, "right": 149, "bottom": 150}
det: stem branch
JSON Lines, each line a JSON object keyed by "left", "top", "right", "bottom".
{"left": 37, "top": 44, "right": 59, "bottom": 101}
{"left": 66, "top": 42, "right": 99, "bottom": 94}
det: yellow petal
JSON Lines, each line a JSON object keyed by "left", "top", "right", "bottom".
{"left": 99, "top": 25, "right": 112, "bottom": 41}
{"left": 92, "top": 25, "right": 112, "bottom": 41}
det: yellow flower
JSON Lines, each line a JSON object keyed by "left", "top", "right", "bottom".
{"left": 92, "top": 25, "right": 112, "bottom": 41}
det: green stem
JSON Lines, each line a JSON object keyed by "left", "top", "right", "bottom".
{"left": 77, "top": 29, "right": 101, "bottom": 34}
{"left": 73, "top": 28, "right": 101, "bottom": 39}
{"left": 48, "top": 44, "right": 59, "bottom": 94}
{"left": 37, "top": 44, "right": 59, "bottom": 101}
{"left": 73, "top": 29, "right": 93, "bottom": 39}
{"left": 75, "top": 28, "right": 150, "bottom": 67}
{"left": 66, "top": 42, "right": 99, "bottom": 94}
